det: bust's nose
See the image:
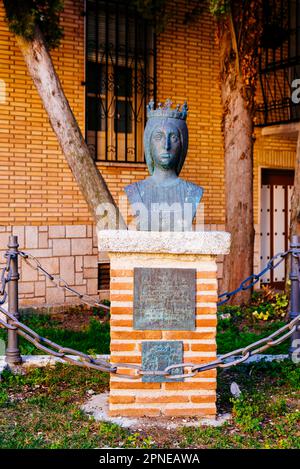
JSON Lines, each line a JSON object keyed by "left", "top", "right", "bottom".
{"left": 164, "top": 132, "right": 171, "bottom": 151}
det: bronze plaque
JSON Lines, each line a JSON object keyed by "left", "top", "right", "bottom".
{"left": 142, "top": 341, "right": 184, "bottom": 382}
{"left": 133, "top": 267, "right": 196, "bottom": 330}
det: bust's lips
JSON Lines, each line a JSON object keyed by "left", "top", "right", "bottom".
{"left": 159, "top": 153, "right": 172, "bottom": 159}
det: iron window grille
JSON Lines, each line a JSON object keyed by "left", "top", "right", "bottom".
{"left": 98, "top": 262, "right": 110, "bottom": 290}
{"left": 85, "top": 0, "right": 156, "bottom": 163}
{"left": 256, "top": 0, "right": 300, "bottom": 126}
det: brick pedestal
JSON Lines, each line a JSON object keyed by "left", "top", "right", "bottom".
{"left": 98, "top": 230, "right": 230, "bottom": 419}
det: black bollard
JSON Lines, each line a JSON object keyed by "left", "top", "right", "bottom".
{"left": 289, "top": 235, "right": 300, "bottom": 358}
{"left": 5, "top": 235, "right": 22, "bottom": 365}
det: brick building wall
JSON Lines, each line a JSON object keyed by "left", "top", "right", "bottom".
{"left": 0, "top": 0, "right": 297, "bottom": 306}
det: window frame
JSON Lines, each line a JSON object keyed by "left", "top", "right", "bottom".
{"left": 84, "top": 0, "right": 157, "bottom": 164}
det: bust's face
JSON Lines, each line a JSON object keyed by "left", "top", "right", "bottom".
{"left": 150, "top": 122, "right": 181, "bottom": 171}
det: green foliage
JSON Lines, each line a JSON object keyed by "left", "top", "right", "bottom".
{"left": 0, "top": 360, "right": 300, "bottom": 448}
{"left": 250, "top": 286, "right": 289, "bottom": 322}
{"left": 0, "top": 389, "right": 9, "bottom": 407}
{"left": 0, "top": 314, "right": 110, "bottom": 355}
{"left": 209, "top": 0, "right": 231, "bottom": 18}
{"left": 123, "top": 433, "right": 156, "bottom": 449}
{"left": 92, "top": 300, "right": 111, "bottom": 319}
{"left": 231, "top": 393, "right": 263, "bottom": 432}
{"left": 231, "top": 392, "right": 291, "bottom": 433}
{"left": 218, "top": 287, "right": 289, "bottom": 324}
{"left": 3, "top": 0, "right": 64, "bottom": 49}
{"left": 131, "top": 0, "right": 169, "bottom": 33}
{"left": 217, "top": 300, "right": 289, "bottom": 354}
{"left": 217, "top": 321, "right": 289, "bottom": 354}
{"left": 0, "top": 305, "right": 290, "bottom": 357}
{"left": 133, "top": 0, "right": 165, "bottom": 19}
{"left": 97, "top": 422, "right": 129, "bottom": 446}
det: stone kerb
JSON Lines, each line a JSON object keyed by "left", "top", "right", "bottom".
{"left": 98, "top": 230, "right": 230, "bottom": 419}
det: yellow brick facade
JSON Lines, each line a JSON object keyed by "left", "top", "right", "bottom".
{"left": 0, "top": 0, "right": 298, "bottom": 304}
{"left": 0, "top": 0, "right": 297, "bottom": 226}
{"left": 0, "top": 0, "right": 91, "bottom": 225}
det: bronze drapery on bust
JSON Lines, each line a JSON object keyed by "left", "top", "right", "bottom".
{"left": 125, "top": 99, "right": 203, "bottom": 231}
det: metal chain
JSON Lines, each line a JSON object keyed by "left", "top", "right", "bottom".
{"left": 17, "top": 251, "right": 110, "bottom": 312}
{"left": 0, "top": 246, "right": 298, "bottom": 379}
{"left": 0, "top": 252, "right": 15, "bottom": 305}
{"left": 0, "top": 300, "right": 299, "bottom": 380}
{"left": 218, "top": 250, "right": 290, "bottom": 306}
{"left": 11, "top": 248, "right": 291, "bottom": 310}
{"left": 0, "top": 302, "right": 118, "bottom": 375}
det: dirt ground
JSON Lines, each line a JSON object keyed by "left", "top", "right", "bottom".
{"left": 21, "top": 305, "right": 109, "bottom": 331}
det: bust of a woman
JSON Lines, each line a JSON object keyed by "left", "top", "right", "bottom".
{"left": 125, "top": 100, "right": 203, "bottom": 231}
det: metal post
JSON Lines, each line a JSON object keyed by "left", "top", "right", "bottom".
{"left": 5, "top": 235, "right": 22, "bottom": 365}
{"left": 289, "top": 235, "right": 300, "bottom": 357}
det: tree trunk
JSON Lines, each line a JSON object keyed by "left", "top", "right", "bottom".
{"left": 285, "top": 131, "right": 300, "bottom": 293}
{"left": 290, "top": 132, "right": 300, "bottom": 238}
{"left": 218, "top": 17, "right": 255, "bottom": 305}
{"left": 16, "top": 27, "right": 126, "bottom": 229}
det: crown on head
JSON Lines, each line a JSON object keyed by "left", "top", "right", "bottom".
{"left": 147, "top": 99, "right": 188, "bottom": 120}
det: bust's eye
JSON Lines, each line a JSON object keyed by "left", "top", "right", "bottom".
{"left": 170, "top": 134, "right": 179, "bottom": 142}
{"left": 154, "top": 132, "right": 163, "bottom": 140}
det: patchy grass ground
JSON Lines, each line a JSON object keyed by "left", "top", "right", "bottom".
{"left": 0, "top": 309, "right": 110, "bottom": 355}
{"left": 0, "top": 302, "right": 291, "bottom": 357}
{"left": 217, "top": 318, "right": 288, "bottom": 354}
{"left": 0, "top": 290, "right": 298, "bottom": 448}
{"left": 0, "top": 360, "right": 299, "bottom": 449}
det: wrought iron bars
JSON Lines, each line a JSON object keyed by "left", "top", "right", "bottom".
{"left": 85, "top": 0, "right": 156, "bottom": 163}
{"left": 256, "top": 0, "right": 300, "bottom": 126}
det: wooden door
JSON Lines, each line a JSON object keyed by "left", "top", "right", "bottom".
{"left": 260, "top": 169, "right": 294, "bottom": 289}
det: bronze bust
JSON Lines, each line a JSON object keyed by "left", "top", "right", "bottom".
{"left": 125, "top": 100, "right": 203, "bottom": 231}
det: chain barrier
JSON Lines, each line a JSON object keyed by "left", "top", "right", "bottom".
{"left": 17, "top": 251, "right": 110, "bottom": 312}
{"left": 217, "top": 250, "right": 290, "bottom": 306}
{"left": 0, "top": 246, "right": 299, "bottom": 380}
{"left": 0, "top": 298, "right": 299, "bottom": 380}
{"left": 0, "top": 252, "right": 15, "bottom": 305}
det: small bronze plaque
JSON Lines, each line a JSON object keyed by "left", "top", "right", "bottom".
{"left": 142, "top": 341, "right": 184, "bottom": 382}
{"left": 133, "top": 267, "right": 196, "bottom": 330}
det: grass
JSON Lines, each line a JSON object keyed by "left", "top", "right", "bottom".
{"left": 0, "top": 313, "right": 110, "bottom": 356}
{"left": 0, "top": 308, "right": 291, "bottom": 357}
{"left": 217, "top": 319, "right": 289, "bottom": 354}
{"left": 0, "top": 360, "right": 299, "bottom": 448}
{"left": 0, "top": 364, "right": 154, "bottom": 449}
{"left": 0, "top": 295, "right": 298, "bottom": 448}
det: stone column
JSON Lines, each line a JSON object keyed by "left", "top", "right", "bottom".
{"left": 98, "top": 230, "right": 230, "bottom": 419}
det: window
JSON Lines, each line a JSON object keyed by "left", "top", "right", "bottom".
{"left": 85, "top": 0, "right": 156, "bottom": 163}
{"left": 98, "top": 262, "right": 110, "bottom": 291}
{"left": 256, "top": 0, "right": 300, "bottom": 126}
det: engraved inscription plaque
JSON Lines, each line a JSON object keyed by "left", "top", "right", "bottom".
{"left": 142, "top": 341, "right": 184, "bottom": 382}
{"left": 133, "top": 267, "right": 196, "bottom": 330}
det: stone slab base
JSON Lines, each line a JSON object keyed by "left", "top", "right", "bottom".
{"left": 81, "top": 392, "right": 232, "bottom": 429}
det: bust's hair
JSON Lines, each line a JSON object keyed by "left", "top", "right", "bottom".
{"left": 143, "top": 117, "right": 188, "bottom": 175}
